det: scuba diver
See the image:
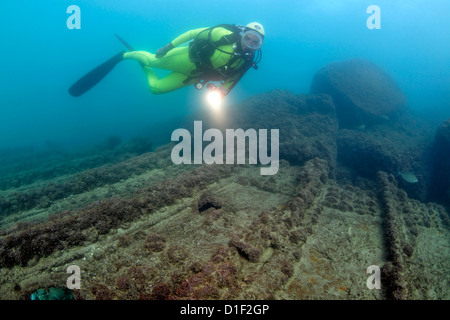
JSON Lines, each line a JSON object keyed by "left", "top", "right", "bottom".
{"left": 69, "top": 22, "right": 265, "bottom": 98}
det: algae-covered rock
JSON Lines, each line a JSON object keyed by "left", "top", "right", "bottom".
{"left": 338, "top": 129, "right": 401, "bottom": 177}
{"left": 311, "top": 59, "right": 407, "bottom": 128}
{"left": 430, "top": 119, "right": 450, "bottom": 205}
{"left": 377, "top": 171, "right": 450, "bottom": 299}
{"left": 215, "top": 90, "right": 338, "bottom": 172}
{"left": 336, "top": 114, "right": 434, "bottom": 202}
{"left": 0, "top": 87, "right": 448, "bottom": 301}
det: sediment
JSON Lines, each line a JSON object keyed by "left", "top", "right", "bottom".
{"left": 0, "top": 60, "right": 449, "bottom": 300}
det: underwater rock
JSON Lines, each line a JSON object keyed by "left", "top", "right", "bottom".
{"left": 1, "top": 89, "right": 448, "bottom": 300}
{"left": 336, "top": 117, "right": 433, "bottom": 202}
{"left": 144, "top": 233, "right": 166, "bottom": 252}
{"left": 0, "top": 144, "right": 170, "bottom": 217}
{"left": 311, "top": 59, "right": 407, "bottom": 128}
{"left": 229, "top": 236, "right": 261, "bottom": 262}
{"left": 0, "top": 164, "right": 232, "bottom": 268}
{"left": 198, "top": 192, "right": 222, "bottom": 213}
{"left": 338, "top": 129, "right": 401, "bottom": 177}
{"left": 219, "top": 90, "right": 338, "bottom": 172}
{"left": 377, "top": 171, "right": 449, "bottom": 299}
{"left": 91, "top": 283, "right": 112, "bottom": 300}
{"left": 430, "top": 119, "right": 450, "bottom": 206}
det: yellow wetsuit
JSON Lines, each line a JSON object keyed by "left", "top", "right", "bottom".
{"left": 123, "top": 27, "right": 249, "bottom": 95}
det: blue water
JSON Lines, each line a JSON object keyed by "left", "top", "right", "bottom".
{"left": 1, "top": 0, "right": 449, "bottom": 150}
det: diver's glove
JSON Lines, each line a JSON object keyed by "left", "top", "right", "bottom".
{"left": 207, "top": 83, "right": 229, "bottom": 97}
{"left": 220, "top": 87, "right": 229, "bottom": 96}
{"left": 155, "top": 43, "right": 174, "bottom": 58}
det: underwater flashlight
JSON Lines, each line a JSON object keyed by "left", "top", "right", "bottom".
{"left": 206, "top": 83, "right": 217, "bottom": 91}
{"left": 205, "top": 84, "right": 223, "bottom": 109}
{"left": 206, "top": 90, "right": 222, "bottom": 109}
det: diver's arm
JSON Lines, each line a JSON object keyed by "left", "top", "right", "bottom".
{"left": 220, "top": 76, "right": 242, "bottom": 97}
{"left": 221, "top": 67, "right": 251, "bottom": 96}
{"left": 156, "top": 28, "right": 208, "bottom": 58}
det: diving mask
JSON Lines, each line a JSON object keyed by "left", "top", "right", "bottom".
{"left": 241, "top": 30, "right": 264, "bottom": 50}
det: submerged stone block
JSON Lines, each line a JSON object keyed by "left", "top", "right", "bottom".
{"left": 311, "top": 59, "right": 407, "bottom": 128}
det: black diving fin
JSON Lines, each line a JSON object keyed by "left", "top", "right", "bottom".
{"left": 114, "top": 33, "right": 144, "bottom": 67}
{"left": 69, "top": 34, "right": 136, "bottom": 97}
{"left": 68, "top": 50, "right": 125, "bottom": 97}
{"left": 114, "top": 33, "right": 135, "bottom": 51}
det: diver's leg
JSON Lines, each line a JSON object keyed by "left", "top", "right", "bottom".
{"left": 123, "top": 48, "right": 195, "bottom": 74}
{"left": 123, "top": 51, "right": 163, "bottom": 89}
{"left": 147, "top": 71, "right": 196, "bottom": 95}
{"left": 123, "top": 51, "right": 154, "bottom": 66}
{"left": 150, "top": 47, "right": 195, "bottom": 74}
{"left": 123, "top": 49, "right": 197, "bottom": 94}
